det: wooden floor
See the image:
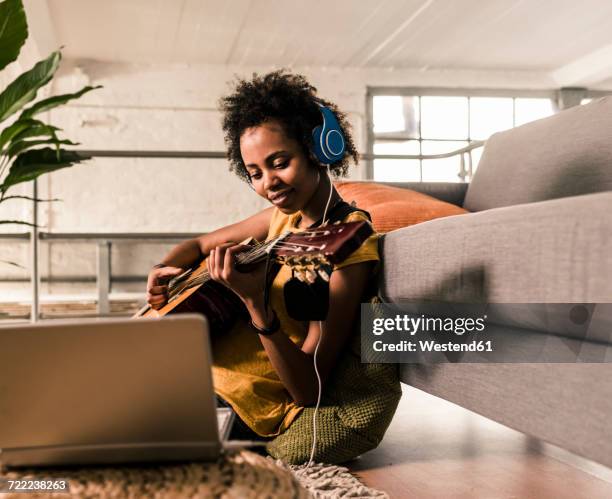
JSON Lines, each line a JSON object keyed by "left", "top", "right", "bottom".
{"left": 349, "top": 385, "right": 612, "bottom": 499}
{"left": 0, "top": 298, "right": 141, "bottom": 319}
{"left": 3, "top": 304, "right": 611, "bottom": 498}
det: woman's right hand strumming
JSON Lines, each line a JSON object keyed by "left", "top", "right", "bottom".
{"left": 146, "top": 265, "right": 184, "bottom": 309}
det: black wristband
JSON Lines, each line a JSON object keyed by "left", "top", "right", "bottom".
{"left": 250, "top": 312, "right": 281, "bottom": 336}
{"left": 152, "top": 263, "right": 166, "bottom": 270}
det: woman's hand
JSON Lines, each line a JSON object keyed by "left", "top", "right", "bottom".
{"left": 206, "top": 243, "right": 267, "bottom": 306}
{"left": 146, "top": 265, "right": 184, "bottom": 309}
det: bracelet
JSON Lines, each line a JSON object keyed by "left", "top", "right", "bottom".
{"left": 250, "top": 312, "right": 281, "bottom": 336}
{"left": 152, "top": 263, "right": 166, "bottom": 269}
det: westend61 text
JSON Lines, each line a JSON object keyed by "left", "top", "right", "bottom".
{"left": 373, "top": 340, "right": 494, "bottom": 352}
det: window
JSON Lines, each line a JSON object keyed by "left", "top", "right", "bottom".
{"left": 368, "top": 89, "right": 557, "bottom": 182}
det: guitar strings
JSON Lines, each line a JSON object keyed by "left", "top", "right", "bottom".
{"left": 167, "top": 240, "right": 277, "bottom": 297}
{"left": 171, "top": 239, "right": 325, "bottom": 295}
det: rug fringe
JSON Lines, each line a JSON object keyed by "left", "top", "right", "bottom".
{"left": 272, "top": 459, "right": 389, "bottom": 498}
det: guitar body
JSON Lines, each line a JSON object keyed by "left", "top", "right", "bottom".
{"left": 134, "top": 259, "right": 248, "bottom": 333}
{"left": 137, "top": 260, "right": 207, "bottom": 318}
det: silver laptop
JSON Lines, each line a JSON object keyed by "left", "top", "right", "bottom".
{"left": 0, "top": 314, "right": 234, "bottom": 469}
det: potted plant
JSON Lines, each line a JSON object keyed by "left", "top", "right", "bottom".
{"left": 0, "top": 0, "right": 100, "bottom": 268}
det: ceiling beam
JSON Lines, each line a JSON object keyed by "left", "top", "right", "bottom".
{"left": 358, "top": 0, "right": 435, "bottom": 67}
{"left": 552, "top": 43, "right": 612, "bottom": 87}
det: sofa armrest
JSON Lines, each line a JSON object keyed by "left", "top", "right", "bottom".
{"left": 379, "top": 191, "right": 612, "bottom": 303}
{"left": 381, "top": 181, "right": 468, "bottom": 206}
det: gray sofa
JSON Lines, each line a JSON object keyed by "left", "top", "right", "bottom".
{"left": 378, "top": 96, "right": 612, "bottom": 468}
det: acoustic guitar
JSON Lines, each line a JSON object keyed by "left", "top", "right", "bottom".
{"left": 133, "top": 220, "right": 373, "bottom": 332}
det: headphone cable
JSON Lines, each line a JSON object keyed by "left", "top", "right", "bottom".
{"left": 305, "top": 164, "right": 333, "bottom": 468}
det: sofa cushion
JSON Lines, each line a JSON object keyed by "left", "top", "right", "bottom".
{"left": 379, "top": 191, "right": 612, "bottom": 306}
{"left": 335, "top": 181, "right": 468, "bottom": 233}
{"left": 464, "top": 96, "right": 612, "bottom": 212}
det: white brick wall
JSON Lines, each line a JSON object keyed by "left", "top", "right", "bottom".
{"left": 1, "top": 61, "right": 554, "bottom": 298}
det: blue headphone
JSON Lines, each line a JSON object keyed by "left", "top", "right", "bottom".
{"left": 311, "top": 103, "right": 346, "bottom": 165}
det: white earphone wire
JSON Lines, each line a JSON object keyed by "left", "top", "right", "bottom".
{"left": 320, "top": 164, "right": 334, "bottom": 227}
{"left": 305, "top": 164, "right": 333, "bottom": 469}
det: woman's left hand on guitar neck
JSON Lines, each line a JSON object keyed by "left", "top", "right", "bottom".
{"left": 207, "top": 242, "right": 274, "bottom": 326}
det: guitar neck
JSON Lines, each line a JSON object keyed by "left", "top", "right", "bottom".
{"left": 166, "top": 235, "right": 285, "bottom": 299}
{"left": 135, "top": 221, "right": 372, "bottom": 318}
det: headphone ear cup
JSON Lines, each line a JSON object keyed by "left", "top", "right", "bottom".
{"left": 312, "top": 104, "right": 346, "bottom": 164}
{"left": 312, "top": 125, "right": 327, "bottom": 164}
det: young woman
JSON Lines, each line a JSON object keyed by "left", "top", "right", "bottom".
{"left": 146, "top": 71, "right": 380, "bottom": 441}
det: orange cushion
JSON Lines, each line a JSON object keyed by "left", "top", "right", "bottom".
{"left": 335, "top": 181, "right": 469, "bottom": 233}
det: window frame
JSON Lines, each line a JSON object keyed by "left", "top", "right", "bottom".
{"left": 365, "top": 86, "right": 564, "bottom": 181}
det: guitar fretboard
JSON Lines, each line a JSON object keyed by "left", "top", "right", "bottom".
{"left": 166, "top": 232, "right": 291, "bottom": 300}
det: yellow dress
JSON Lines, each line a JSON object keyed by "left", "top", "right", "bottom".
{"left": 211, "top": 208, "right": 379, "bottom": 437}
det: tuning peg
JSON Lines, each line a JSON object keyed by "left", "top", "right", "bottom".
{"left": 305, "top": 269, "right": 317, "bottom": 284}
{"left": 317, "top": 268, "right": 330, "bottom": 282}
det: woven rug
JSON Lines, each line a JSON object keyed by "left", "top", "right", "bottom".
{"left": 0, "top": 451, "right": 387, "bottom": 498}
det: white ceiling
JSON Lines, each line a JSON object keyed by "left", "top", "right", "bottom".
{"left": 22, "top": 0, "right": 612, "bottom": 86}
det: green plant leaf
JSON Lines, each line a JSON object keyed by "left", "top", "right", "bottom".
{"left": 0, "top": 0, "right": 28, "bottom": 71}
{"left": 0, "top": 219, "right": 36, "bottom": 227}
{"left": 0, "top": 147, "right": 90, "bottom": 192}
{"left": 9, "top": 121, "right": 61, "bottom": 144}
{"left": 1, "top": 194, "right": 60, "bottom": 202}
{"left": 20, "top": 85, "right": 102, "bottom": 119}
{"left": 7, "top": 137, "right": 78, "bottom": 158}
{"left": 0, "top": 118, "right": 43, "bottom": 152}
{"left": 0, "top": 51, "right": 61, "bottom": 123}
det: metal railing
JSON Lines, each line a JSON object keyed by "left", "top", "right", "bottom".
{"left": 0, "top": 142, "right": 485, "bottom": 322}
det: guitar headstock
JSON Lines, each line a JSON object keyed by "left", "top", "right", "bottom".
{"left": 272, "top": 220, "right": 373, "bottom": 276}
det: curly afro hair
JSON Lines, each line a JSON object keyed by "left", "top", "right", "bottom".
{"left": 219, "top": 70, "right": 359, "bottom": 182}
